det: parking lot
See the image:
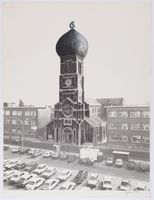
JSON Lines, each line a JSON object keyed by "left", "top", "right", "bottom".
{"left": 3, "top": 145, "right": 150, "bottom": 191}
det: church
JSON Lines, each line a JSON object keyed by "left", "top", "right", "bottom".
{"left": 46, "top": 22, "right": 106, "bottom": 146}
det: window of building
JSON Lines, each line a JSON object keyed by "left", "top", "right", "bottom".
{"left": 24, "top": 119, "right": 29, "bottom": 125}
{"left": 12, "top": 119, "right": 17, "bottom": 125}
{"left": 18, "top": 111, "right": 23, "bottom": 116}
{"left": 131, "top": 136, "right": 149, "bottom": 144}
{"left": 122, "top": 123, "right": 128, "bottom": 130}
{"left": 142, "top": 124, "right": 150, "bottom": 131}
{"left": 5, "top": 110, "right": 10, "bottom": 116}
{"left": 108, "top": 123, "right": 116, "bottom": 130}
{"left": 5, "top": 119, "right": 10, "bottom": 124}
{"left": 131, "top": 123, "right": 141, "bottom": 130}
{"left": 25, "top": 111, "right": 31, "bottom": 116}
{"left": 78, "top": 62, "right": 82, "bottom": 74}
{"left": 12, "top": 110, "right": 17, "bottom": 116}
{"left": 142, "top": 111, "right": 150, "bottom": 118}
{"left": 118, "top": 111, "right": 128, "bottom": 118}
{"left": 31, "top": 111, "right": 37, "bottom": 116}
{"left": 130, "top": 111, "right": 140, "bottom": 118}
{"left": 109, "top": 135, "right": 128, "bottom": 142}
{"left": 63, "top": 119, "right": 72, "bottom": 126}
{"left": 108, "top": 111, "right": 117, "bottom": 118}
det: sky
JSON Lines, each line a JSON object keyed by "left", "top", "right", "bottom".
{"left": 3, "top": 1, "right": 151, "bottom": 106}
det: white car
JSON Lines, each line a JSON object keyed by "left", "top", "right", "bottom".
{"left": 119, "top": 179, "right": 131, "bottom": 191}
{"left": 28, "top": 148, "right": 37, "bottom": 155}
{"left": 11, "top": 147, "right": 21, "bottom": 153}
{"left": 102, "top": 177, "right": 113, "bottom": 190}
{"left": 59, "top": 181, "right": 76, "bottom": 190}
{"left": 79, "top": 186, "right": 91, "bottom": 191}
{"left": 57, "top": 170, "right": 72, "bottom": 181}
{"left": 5, "top": 160, "right": 20, "bottom": 170}
{"left": 39, "top": 179, "right": 60, "bottom": 190}
{"left": 115, "top": 159, "right": 124, "bottom": 167}
{"left": 40, "top": 167, "right": 56, "bottom": 179}
{"left": 87, "top": 173, "right": 99, "bottom": 188}
{"left": 33, "top": 164, "right": 48, "bottom": 175}
{"left": 9, "top": 171, "right": 29, "bottom": 184}
{"left": 25, "top": 177, "right": 45, "bottom": 190}
{"left": 16, "top": 173, "right": 37, "bottom": 187}
{"left": 3, "top": 170, "right": 16, "bottom": 182}
{"left": 43, "top": 151, "right": 54, "bottom": 158}
{"left": 135, "top": 182, "right": 147, "bottom": 191}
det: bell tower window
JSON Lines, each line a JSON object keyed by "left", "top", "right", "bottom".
{"left": 78, "top": 62, "right": 82, "bottom": 74}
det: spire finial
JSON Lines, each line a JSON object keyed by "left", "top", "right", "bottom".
{"left": 69, "top": 21, "right": 75, "bottom": 29}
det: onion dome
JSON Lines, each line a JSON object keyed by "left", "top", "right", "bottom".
{"left": 56, "top": 22, "right": 88, "bottom": 59}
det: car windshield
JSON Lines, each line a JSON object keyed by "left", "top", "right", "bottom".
{"left": 28, "top": 181, "right": 35, "bottom": 185}
{"left": 121, "top": 181, "right": 129, "bottom": 186}
{"left": 46, "top": 170, "right": 51, "bottom": 173}
{"left": 104, "top": 181, "right": 111, "bottom": 184}
{"left": 20, "top": 178, "right": 25, "bottom": 181}
{"left": 90, "top": 176, "right": 97, "bottom": 180}
{"left": 59, "top": 172, "right": 66, "bottom": 176}
{"left": 137, "top": 187, "right": 144, "bottom": 191}
{"left": 13, "top": 174, "right": 19, "bottom": 178}
{"left": 44, "top": 183, "right": 50, "bottom": 187}
{"left": 60, "top": 187, "right": 66, "bottom": 190}
{"left": 38, "top": 166, "right": 43, "bottom": 169}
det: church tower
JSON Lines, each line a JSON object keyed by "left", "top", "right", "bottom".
{"left": 54, "top": 22, "right": 90, "bottom": 145}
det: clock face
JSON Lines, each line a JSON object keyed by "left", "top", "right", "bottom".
{"left": 62, "top": 104, "right": 73, "bottom": 117}
{"left": 65, "top": 78, "right": 72, "bottom": 87}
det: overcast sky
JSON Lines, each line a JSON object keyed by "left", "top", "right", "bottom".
{"left": 3, "top": 1, "right": 151, "bottom": 106}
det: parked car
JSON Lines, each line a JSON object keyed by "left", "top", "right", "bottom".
{"left": 24, "top": 162, "right": 38, "bottom": 173}
{"left": 39, "top": 179, "right": 60, "bottom": 190}
{"left": 101, "top": 177, "right": 113, "bottom": 190}
{"left": 11, "top": 147, "right": 21, "bottom": 153}
{"left": 106, "top": 157, "right": 113, "bottom": 166}
{"left": 4, "top": 146, "right": 9, "bottom": 151}
{"left": 127, "top": 161, "right": 136, "bottom": 170}
{"left": 43, "top": 151, "right": 54, "bottom": 158}
{"left": 40, "top": 167, "right": 56, "bottom": 179}
{"left": 3, "top": 170, "right": 16, "bottom": 182}
{"left": 139, "top": 162, "right": 150, "bottom": 172}
{"left": 79, "top": 186, "right": 91, "bottom": 191}
{"left": 134, "top": 182, "right": 147, "bottom": 191}
{"left": 79, "top": 158, "right": 94, "bottom": 166}
{"left": 119, "top": 179, "right": 131, "bottom": 191}
{"left": 31, "top": 150, "right": 42, "bottom": 158}
{"left": 115, "top": 159, "right": 124, "bottom": 167}
{"left": 25, "top": 177, "right": 45, "bottom": 190}
{"left": 57, "top": 170, "right": 72, "bottom": 181}
{"left": 27, "top": 148, "right": 37, "bottom": 155}
{"left": 13, "top": 161, "right": 27, "bottom": 170}
{"left": 52, "top": 152, "right": 59, "bottom": 159}
{"left": 59, "top": 181, "right": 76, "bottom": 190}
{"left": 60, "top": 152, "right": 68, "bottom": 160}
{"left": 67, "top": 154, "right": 77, "bottom": 163}
{"left": 87, "top": 173, "right": 99, "bottom": 188}
{"left": 20, "top": 147, "right": 30, "bottom": 154}
{"left": 16, "top": 173, "right": 37, "bottom": 187}
{"left": 33, "top": 164, "right": 48, "bottom": 175}
{"left": 72, "top": 170, "right": 88, "bottom": 185}
{"left": 5, "top": 160, "right": 20, "bottom": 170}
{"left": 9, "top": 171, "right": 29, "bottom": 184}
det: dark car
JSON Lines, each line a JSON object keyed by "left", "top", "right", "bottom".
{"left": 67, "top": 155, "right": 76, "bottom": 163}
{"left": 79, "top": 158, "right": 94, "bottom": 166}
{"left": 13, "top": 162, "right": 27, "bottom": 170}
{"left": 60, "top": 152, "right": 68, "bottom": 160}
{"left": 20, "top": 147, "right": 30, "bottom": 154}
{"left": 24, "top": 162, "right": 38, "bottom": 173}
{"left": 72, "top": 170, "right": 88, "bottom": 185}
{"left": 127, "top": 161, "right": 136, "bottom": 170}
{"left": 4, "top": 146, "right": 9, "bottom": 151}
{"left": 31, "top": 150, "right": 42, "bottom": 158}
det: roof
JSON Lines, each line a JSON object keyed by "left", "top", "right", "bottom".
{"left": 85, "top": 115, "right": 103, "bottom": 127}
{"left": 85, "top": 98, "right": 101, "bottom": 106}
{"left": 97, "top": 98, "right": 124, "bottom": 106}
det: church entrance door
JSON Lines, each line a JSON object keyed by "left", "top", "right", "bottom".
{"left": 62, "top": 127, "right": 73, "bottom": 144}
